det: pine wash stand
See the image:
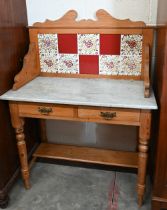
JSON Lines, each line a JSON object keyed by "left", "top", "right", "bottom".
{"left": 0, "top": 10, "right": 157, "bottom": 206}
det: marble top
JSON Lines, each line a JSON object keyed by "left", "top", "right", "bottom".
{"left": 0, "top": 77, "right": 157, "bottom": 110}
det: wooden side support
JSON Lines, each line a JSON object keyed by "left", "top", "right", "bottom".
{"left": 137, "top": 110, "right": 151, "bottom": 206}
{"left": 9, "top": 102, "right": 30, "bottom": 189}
{"left": 12, "top": 43, "right": 40, "bottom": 90}
{"left": 144, "top": 44, "right": 150, "bottom": 98}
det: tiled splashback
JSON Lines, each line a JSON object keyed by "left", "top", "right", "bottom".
{"left": 38, "top": 34, "right": 143, "bottom": 76}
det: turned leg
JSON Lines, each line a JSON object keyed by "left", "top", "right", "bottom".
{"left": 137, "top": 110, "right": 151, "bottom": 207}
{"left": 138, "top": 136, "right": 149, "bottom": 206}
{"left": 15, "top": 125, "right": 30, "bottom": 189}
{"left": 9, "top": 102, "right": 30, "bottom": 189}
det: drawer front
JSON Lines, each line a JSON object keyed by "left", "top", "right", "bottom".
{"left": 18, "top": 103, "right": 75, "bottom": 118}
{"left": 78, "top": 107, "right": 140, "bottom": 124}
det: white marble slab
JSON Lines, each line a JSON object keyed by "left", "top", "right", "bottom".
{"left": 0, "top": 77, "right": 157, "bottom": 110}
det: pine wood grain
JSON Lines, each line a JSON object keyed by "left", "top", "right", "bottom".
{"left": 32, "top": 9, "right": 146, "bottom": 28}
{"left": 9, "top": 102, "right": 30, "bottom": 189}
{"left": 17, "top": 102, "right": 140, "bottom": 126}
{"left": 33, "top": 143, "right": 138, "bottom": 168}
{"left": 137, "top": 110, "right": 151, "bottom": 207}
{"left": 12, "top": 43, "right": 40, "bottom": 90}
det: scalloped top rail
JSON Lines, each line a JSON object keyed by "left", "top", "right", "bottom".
{"left": 32, "top": 10, "right": 146, "bottom": 28}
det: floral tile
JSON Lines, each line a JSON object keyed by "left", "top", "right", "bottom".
{"left": 119, "top": 56, "right": 142, "bottom": 76}
{"left": 99, "top": 55, "right": 121, "bottom": 75}
{"left": 58, "top": 54, "right": 79, "bottom": 74}
{"left": 121, "top": 35, "right": 143, "bottom": 56}
{"left": 78, "top": 34, "right": 99, "bottom": 55}
{"left": 40, "top": 55, "right": 59, "bottom": 73}
{"left": 38, "top": 34, "right": 58, "bottom": 56}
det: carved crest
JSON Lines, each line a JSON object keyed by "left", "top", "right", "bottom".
{"left": 33, "top": 9, "right": 146, "bottom": 28}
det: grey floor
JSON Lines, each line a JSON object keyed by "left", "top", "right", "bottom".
{"left": 7, "top": 162, "right": 151, "bottom": 210}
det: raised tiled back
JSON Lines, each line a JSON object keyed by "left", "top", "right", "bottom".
{"left": 28, "top": 10, "right": 153, "bottom": 80}
{"left": 38, "top": 34, "right": 142, "bottom": 76}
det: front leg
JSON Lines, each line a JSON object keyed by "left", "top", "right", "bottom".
{"left": 9, "top": 102, "right": 30, "bottom": 189}
{"left": 137, "top": 110, "right": 151, "bottom": 206}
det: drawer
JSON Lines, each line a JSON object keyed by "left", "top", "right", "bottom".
{"left": 78, "top": 107, "right": 140, "bottom": 125}
{"left": 18, "top": 102, "right": 75, "bottom": 118}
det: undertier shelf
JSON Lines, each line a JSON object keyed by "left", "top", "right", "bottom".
{"left": 33, "top": 143, "right": 138, "bottom": 169}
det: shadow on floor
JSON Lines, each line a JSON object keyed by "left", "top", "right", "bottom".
{"left": 7, "top": 162, "right": 151, "bottom": 210}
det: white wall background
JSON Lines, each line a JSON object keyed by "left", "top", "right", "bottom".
{"left": 26, "top": 0, "right": 158, "bottom": 26}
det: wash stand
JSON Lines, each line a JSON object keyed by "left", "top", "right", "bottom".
{"left": 0, "top": 10, "right": 157, "bottom": 206}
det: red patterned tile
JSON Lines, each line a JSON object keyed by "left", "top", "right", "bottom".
{"left": 79, "top": 55, "right": 99, "bottom": 74}
{"left": 58, "top": 34, "right": 77, "bottom": 54}
{"left": 100, "top": 34, "right": 121, "bottom": 55}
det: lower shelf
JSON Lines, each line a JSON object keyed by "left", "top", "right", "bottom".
{"left": 33, "top": 143, "right": 138, "bottom": 169}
